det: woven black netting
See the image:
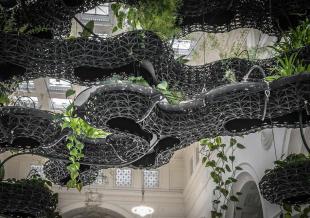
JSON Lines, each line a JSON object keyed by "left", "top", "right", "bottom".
{"left": 0, "top": 106, "right": 62, "bottom": 151}
{"left": 259, "top": 160, "right": 310, "bottom": 205}
{"left": 1, "top": 31, "right": 309, "bottom": 97}
{"left": 43, "top": 160, "right": 99, "bottom": 186}
{"left": 0, "top": 180, "right": 58, "bottom": 217}
{"left": 178, "top": 0, "right": 310, "bottom": 36}
{"left": 38, "top": 132, "right": 152, "bottom": 167}
{"left": 1, "top": 0, "right": 309, "bottom": 37}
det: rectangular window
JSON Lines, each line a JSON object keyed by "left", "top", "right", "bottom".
{"left": 93, "top": 169, "right": 107, "bottom": 185}
{"left": 85, "top": 5, "right": 109, "bottom": 15}
{"left": 48, "top": 79, "right": 71, "bottom": 92}
{"left": 144, "top": 170, "right": 159, "bottom": 188}
{"left": 115, "top": 168, "right": 131, "bottom": 187}
{"left": 14, "top": 96, "right": 39, "bottom": 109}
{"left": 29, "top": 165, "right": 45, "bottom": 178}
{"left": 171, "top": 39, "right": 192, "bottom": 56}
{"left": 18, "top": 80, "right": 35, "bottom": 91}
{"left": 50, "top": 98, "right": 71, "bottom": 111}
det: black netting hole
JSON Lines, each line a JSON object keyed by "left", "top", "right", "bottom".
{"left": 0, "top": 63, "right": 26, "bottom": 81}
{"left": 12, "top": 137, "right": 40, "bottom": 149}
{"left": 107, "top": 117, "right": 153, "bottom": 141}
{"left": 154, "top": 137, "right": 180, "bottom": 152}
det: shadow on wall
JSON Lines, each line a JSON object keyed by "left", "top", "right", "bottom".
{"left": 62, "top": 206, "right": 126, "bottom": 218}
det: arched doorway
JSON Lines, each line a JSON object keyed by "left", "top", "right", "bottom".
{"left": 230, "top": 181, "right": 264, "bottom": 218}
{"left": 62, "top": 206, "right": 126, "bottom": 218}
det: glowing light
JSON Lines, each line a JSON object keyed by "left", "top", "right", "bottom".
{"left": 131, "top": 205, "right": 154, "bottom": 217}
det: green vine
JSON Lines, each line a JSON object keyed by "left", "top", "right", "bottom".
{"left": 200, "top": 137, "right": 245, "bottom": 218}
{"left": 265, "top": 154, "right": 310, "bottom": 218}
{"left": 111, "top": 0, "right": 181, "bottom": 40}
{"left": 56, "top": 89, "right": 110, "bottom": 191}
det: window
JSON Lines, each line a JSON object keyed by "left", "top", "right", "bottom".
{"left": 144, "top": 170, "right": 159, "bottom": 188}
{"left": 14, "top": 96, "right": 39, "bottom": 108}
{"left": 171, "top": 39, "right": 192, "bottom": 56}
{"left": 48, "top": 79, "right": 71, "bottom": 92}
{"left": 18, "top": 80, "right": 35, "bottom": 91}
{"left": 93, "top": 169, "right": 107, "bottom": 185}
{"left": 85, "top": 5, "right": 109, "bottom": 16}
{"left": 115, "top": 168, "right": 131, "bottom": 187}
{"left": 50, "top": 98, "right": 71, "bottom": 110}
{"left": 28, "top": 165, "right": 45, "bottom": 178}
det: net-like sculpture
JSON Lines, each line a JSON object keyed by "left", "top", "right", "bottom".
{"left": 43, "top": 160, "right": 99, "bottom": 186}
{"left": 0, "top": 180, "right": 58, "bottom": 217}
{"left": 1, "top": 31, "right": 309, "bottom": 97}
{"left": 1, "top": 0, "right": 308, "bottom": 37}
{"left": 259, "top": 160, "right": 310, "bottom": 205}
{"left": 0, "top": 106, "right": 62, "bottom": 151}
{"left": 39, "top": 133, "right": 153, "bottom": 167}
{"left": 75, "top": 73, "right": 310, "bottom": 150}
{"left": 178, "top": 0, "right": 310, "bottom": 36}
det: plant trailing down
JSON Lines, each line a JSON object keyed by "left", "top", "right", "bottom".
{"left": 0, "top": 177, "right": 61, "bottom": 217}
{"left": 57, "top": 89, "right": 110, "bottom": 191}
{"left": 200, "top": 137, "right": 245, "bottom": 218}
{"left": 111, "top": 0, "right": 181, "bottom": 40}
{"left": 261, "top": 154, "right": 310, "bottom": 218}
{"left": 266, "top": 19, "right": 310, "bottom": 81}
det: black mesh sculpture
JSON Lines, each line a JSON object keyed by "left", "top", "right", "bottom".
{"left": 43, "top": 160, "right": 99, "bottom": 186}
{"left": 1, "top": 0, "right": 309, "bottom": 37}
{"left": 259, "top": 159, "right": 310, "bottom": 205}
{"left": 1, "top": 31, "right": 309, "bottom": 97}
{"left": 0, "top": 106, "right": 62, "bottom": 151}
{"left": 0, "top": 180, "right": 58, "bottom": 217}
{"left": 178, "top": 0, "right": 310, "bottom": 36}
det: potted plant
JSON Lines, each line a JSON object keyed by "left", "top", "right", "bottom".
{"left": 259, "top": 154, "right": 310, "bottom": 218}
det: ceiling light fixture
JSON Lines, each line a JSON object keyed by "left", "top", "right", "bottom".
{"left": 131, "top": 170, "right": 154, "bottom": 217}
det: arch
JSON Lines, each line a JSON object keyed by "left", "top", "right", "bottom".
{"left": 224, "top": 164, "right": 267, "bottom": 218}
{"left": 60, "top": 202, "right": 134, "bottom": 218}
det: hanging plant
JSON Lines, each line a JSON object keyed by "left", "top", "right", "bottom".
{"left": 265, "top": 52, "right": 310, "bottom": 81}
{"left": 273, "top": 19, "right": 310, "bottom": 54}
{"left": 111, "top": 0, "right": 181, "bottom": 40}
{"left": 266, "top": 19, "right": 310, "bottom": 81}
{"left": 200, "top": 137, "right": 245, "bottom": 218}
{"left": 259, "top": 153, "right": 310, "bottom": 218}
{"left": 56, "top": 89, "right": 110, "bottom": 191}
{"left": 0, "top": 177, "right": 61, "bottom": 217}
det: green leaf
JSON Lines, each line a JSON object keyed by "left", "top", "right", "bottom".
{"left": 157, "top": 81, "right": 168, "bottom": 90}
{"left": 236, "top": 143, "right": 245, "bottom": 149}
{"left": 230, "top": 138, "right": 237, "bottom": 146}
{"left": 229, "top": 156, "right": 235, "bottom": 162}
{"left": 220, "top": 204, "right": 228, "bottom": 210}
{"left": 79, "top": 20, "right": 94, "bottom": 38}
{"left": 112, "top": 26, "right": 118, "bottom": 33}
{"left": 229, "top": 195, "right": 239, "bottom": 202}
{"left": 225, "top": 164, "right": 231, "bottom": 172}
{"left": 65, "top": 89, "right": 75, "bottom": 98}
{"left": 235, "top": 166, "right": 243, "bottom": 171}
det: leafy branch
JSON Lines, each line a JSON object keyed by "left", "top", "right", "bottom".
{"left": 111, "top": 0, "right": 181, "bottom": 40}
{"left": 200, "top": 137, "right": 245, "bottom": 217}
{"left": 56, "top": 89, "right": 110, "bottom": 191}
